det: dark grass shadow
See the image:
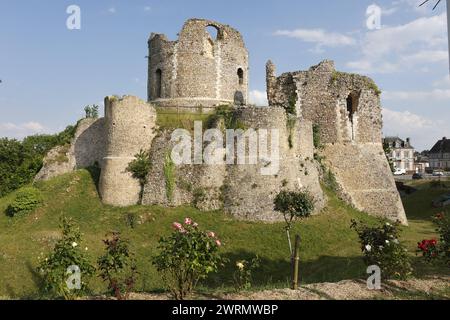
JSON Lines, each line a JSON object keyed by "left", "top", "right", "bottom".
{"left": 203, "top": 251, "right": 367, "bottom": 291}
{"left": 86, "top": 162, "right": 101, "bottom": 196}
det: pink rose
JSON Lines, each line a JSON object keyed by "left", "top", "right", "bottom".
{"left": 184, "top": 218, "right": 192, "bottom": 225}
{"left": 172, "top": 222, "right": 183, "bottom": 231}
{"left": 207, "top": 231, "right": 216, "bottom": 238}
{"left": 215, "top": 239, "right": 222, "bottom": 247}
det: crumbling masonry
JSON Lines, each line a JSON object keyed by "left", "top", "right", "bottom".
{"left": 36, "top": 18, "right": 407, "bottom": 224}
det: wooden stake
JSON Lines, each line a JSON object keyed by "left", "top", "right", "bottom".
{"left": 291, "top": 234, "right": 301, "bottom": 290}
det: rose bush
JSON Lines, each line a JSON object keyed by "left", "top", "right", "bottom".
{"left": 152, "top": 217, "right": 224, "bottom": 300}
{"left": 351, "top": 220, "right": 412, "bottom": 280}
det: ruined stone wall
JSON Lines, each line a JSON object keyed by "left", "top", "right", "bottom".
{"left": 224, "top": 107, "right": 325, "bottom": 221}
{"left": 99, "top": 96, "right": 157, "bottom": 206}
{"left": 35, "top": 118, "right": 106, "bottom": 181}
{"left": 148, "top": 19, "right": 249, "bottom": 108}
{"left": 267, "top": 60, "right": 407, "bottom": 224}
{"left": 267, "top": 60, "right": 383, "bottom": 144}
{"left": 142, "top": 107, "right": 325, "bottom": 222}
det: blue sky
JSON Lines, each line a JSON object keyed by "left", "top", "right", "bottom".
{"left": 0, "top": 0, "right": 448, "bottom": 150}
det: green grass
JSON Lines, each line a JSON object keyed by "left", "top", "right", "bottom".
{"left": 0, "top": 171, "right": 447, "bottom": 299}
{"left": 156, "top": 108, "right": 211, "bottom": 131}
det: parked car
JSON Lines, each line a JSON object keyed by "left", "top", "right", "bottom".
{"left": 393, "top": 168, "right": 407, "bottom": 176}
{"left": 412, "top": 173, "right": 424, "bottom": 180}
{"left": 433, "top": 170, "right": 445, "bottom": 177}
{"left": 432, "top": 194, "right": 450, "bottom": 208}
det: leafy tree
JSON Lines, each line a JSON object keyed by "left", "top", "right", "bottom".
{"left": 84, "top": 105, "right": 99, "bottom": 119}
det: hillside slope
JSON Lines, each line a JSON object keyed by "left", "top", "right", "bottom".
{"left": 0, "top": 170, "right": 447, "bottom": 298}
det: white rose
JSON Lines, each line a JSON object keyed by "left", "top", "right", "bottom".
{"left": 71, "top": 242, "right": 78, "bottom": 248}
{"left": 365, "top": 245, "right": 372, "bottom": 252}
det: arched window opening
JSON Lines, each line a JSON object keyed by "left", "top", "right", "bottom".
{"left": 237, "top": 68, "right": 244, "bottom": 85}
{"left": 155, "top": 69, "right": 162, "bottom": 99}
{"left": 346, "top": 91, "right": 360, "bottom": 141}
{"left": 206, "top": 25, "right": 221, "bottom": 41}
{"left": 346, "top": 92, "right": 359, "bottom": 123}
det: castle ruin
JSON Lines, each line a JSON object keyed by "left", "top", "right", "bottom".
{"left": 36, "top": 18, "right": 407, "bottom": 224}
{"left": 148, "top": 19, "right": 249, "bottom": 109}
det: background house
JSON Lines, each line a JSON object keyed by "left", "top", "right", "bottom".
{"left": 429, "top": 137, "right": 450, "bottom": 170}
{"left": 414, "top": 152, "right": 430, "bottom": 174}
{"left": 383, "top": 137, "right": 415, "bottom": 173}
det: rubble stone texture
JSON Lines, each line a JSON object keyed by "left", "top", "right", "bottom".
{"left": 147, "top": 18, "right": 249, "bottom": 110}
{"left": 267, "top": 60, "right": 407, "bottom": 224}
{"left": 35, "top": 18, "right": 407, "bottom": 224}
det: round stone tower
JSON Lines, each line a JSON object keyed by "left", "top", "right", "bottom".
{"left": 147, "top": 18, "right": 249, "bottom": 110}
{"left": 99, "top": 96, "right": 157, "bottom": 206}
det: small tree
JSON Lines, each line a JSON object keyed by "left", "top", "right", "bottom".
{"left": 274, "top": 190, "right": 315, "bottom": 255}
{"left": 84, "top": 105, "right": 99, "bottom": 119}
{"left": 37, "top": 217, "right": 95, "bottom": 299}
{"left": 97, "top": 232, "right": 138, "bottom": 300}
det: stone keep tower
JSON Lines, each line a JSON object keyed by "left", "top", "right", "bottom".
{"left": 99, "top": 96, "right": 157, "bottom": 206}
{"left": 147, "top": 18, "right": 249, "bottom": 109}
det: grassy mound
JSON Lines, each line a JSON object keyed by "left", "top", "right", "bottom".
{"left": 0, "top": 170, "right": 447, "bottom": 298}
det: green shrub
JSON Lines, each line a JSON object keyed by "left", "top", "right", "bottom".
{"left": 435, "top": 212, "right": 450, "bottom": 266}
{"left": 6, "top": 187, "right": 43, "bottom": 217}
{"left": 37, "top": 217, "right": 95, "bottom": 299}
{"left": 127, "top": 150, "right": 151, "bottom": 186}
{"left": 351, "top": 220, "right": 412, "bottom": 280}
{"left": 233, "top": 256, "right": 260, "bottom": 292}
{"left": 418, "top": 213, "right": 450, "bottom": 266}
{"left": 153, "top": 218, "right": 224, "bottom": 300}
{"left": 312, "top": 124, "right": 322, "bottom": 149}
{"left": 97, "top": 232, "right": 138, "bottom": 300}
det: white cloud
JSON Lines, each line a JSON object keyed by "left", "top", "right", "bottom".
{"left": 384, "top": 88, "right": 450, "bottom": 100}
{"left": 107, "top": 7, "right": 116, "bottom": 14}
{"left": 433, "top": 75, "right": 450, "bottom": 87}
{"left": 346, "top": 13, "right": 447, "bottom": 73}
{"left": 144, "top": 6, "right": 152, "bottom": 12}
{"left": 273, "top": 28, "right": 355, "bottom": 50}
{"left": 382, "top": 107, "right": 448, "bottom": 150}
{"left": 249, "top": 90, "right": 268, "bottom": 106}
{"left": 0, "top": 122, "right": 47, "bottom": 139}
{"left": 383, "top": 108, "right": 433, "bottom": 131}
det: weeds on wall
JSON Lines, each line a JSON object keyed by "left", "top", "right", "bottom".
{"left": 164, "top": 153, "right": 176, "bottom": 202}
{"left": 207, "top": 105, "right": 246, "bottom": 130}
{"left": 127, "top": 150, "right": 151, "bottom": 203}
